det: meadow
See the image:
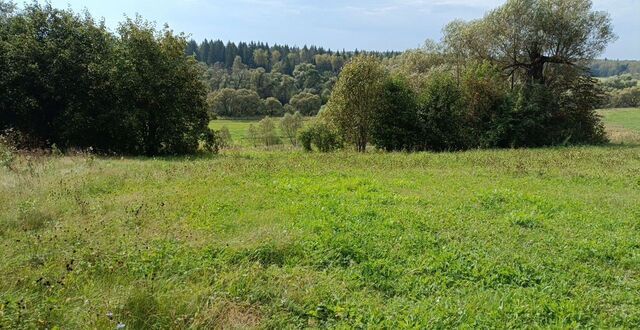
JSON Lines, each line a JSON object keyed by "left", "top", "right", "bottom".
{"left": 1, "top": 109, "right": 640, "bottom": 328}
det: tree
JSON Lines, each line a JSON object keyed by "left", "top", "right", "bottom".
{"left": 110, "top": 17, "right": 211, "bottom": 155}
{"left": 325, "top": 56, "right": 387, "bottom": 152}
{"left": 0, "top": 4, "right": 211, "bottom": 155}
{"left": 443, "top": 0, "right": 616, "bottom": 85}
{"left": 208, "top": 89, "right": 263, "bottom": 117}
{"left": 253, "top": 49, "right": 269, "bottom": 68}
{"left": 293, "top": 63, "right": 322, "bottom": 92}
{"left": 289, "top": 92, "right": 322, "bottom": 116}
{"left": 371, "top": 77, "right": 422, "bottom": 151}
{"left": 263, "top": 97, "right": 284, "bottom": 116}
{"left": 418, "top": 72, "right": 470, "bottom": 151}
{"left": 280, "top": 111, "right": 303, "bottom": 145}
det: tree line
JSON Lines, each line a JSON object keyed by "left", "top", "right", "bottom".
{"left": 188, "top": 39, "right": 399, "bottom": 118}
{"left": 590, "top": 59, "right": 640, "bottom": 77}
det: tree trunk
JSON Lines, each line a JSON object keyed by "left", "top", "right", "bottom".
{"left": 527, "top": 54, "right": 546, "bottom": 85}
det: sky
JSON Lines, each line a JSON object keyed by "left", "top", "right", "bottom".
{"left": 47, "top": 0, "right": 640, "bottom": 59}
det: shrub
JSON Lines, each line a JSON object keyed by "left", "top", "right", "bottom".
{"left": 460, "top": 62, "right": 513, "bottom": 148}
{"left": 246, "top": 124, "right": 259, "bottom": 147}
{"left": 280, "top": 112, "right": 304, "bottom": 145}
{"left": 215, "top": 126, "right": 233, "bottom": 149}
{"left": 0, "top": 134, "right": 15, "bottom": 169}
{"left": 298, "top": 121, "right": 342, "bottom": 152}
{"left": 609, "top": 86, "right": 640, "bottom": 108}
{"left": 258, "top": 117, "right": 281, "bottom": 146}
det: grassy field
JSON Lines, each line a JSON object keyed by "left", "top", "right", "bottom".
{"left": 1, "top": 110, "right": 640, "bottom": 328}
{"left": 209, "top": 119, "right": 270, "bottom": 146}
{"left": 209, "top": 118, "right": 312, "bottom": 147}
{"left": 599, "top": 108, "right": 640, "bottom": 144}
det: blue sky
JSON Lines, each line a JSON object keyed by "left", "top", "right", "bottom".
{"left": 48, "top": 0, "right": 640, "bottom": 59}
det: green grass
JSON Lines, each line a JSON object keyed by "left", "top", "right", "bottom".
{"left": 599, "top": 108, "right": 640, "bottom": 145}
{"left": 1, "top": 112, "right": 640, "bottom": 328}
{"left": 209, "top": 117, "right": 314, "bottom": 147}
{"left": 600, "top": 108, "right": 640, "bottom": 133}
{"left": 209, "top": 119, "right": 266, "bottom": 146}
{"left": 2, "top": 146, "right": 640, "bottom": 329}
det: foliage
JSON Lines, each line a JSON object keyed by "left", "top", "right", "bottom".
{"left": 257, "top": 117, "right": 281, "bottom": 146}
{"left": 212, "top": 126, "right": 233, "bottom": 150}
{"left": 325, "top": 56, "right": 388, "bottom": 152}
{"left": 263, "top": 97, "right": 284, "bottom": 116}
{"left": 443, "top": 0, "right": 615, "bottom": 85}
{"left": 297, "top": 121, "right": 342, "bottom": 152}
{"left": 371, "top": 77, "right": 422, "bottom": 151}
{"left": 608, "top": 87, "right": 640, "bottom": 108}
{"left": 289, "top": 92, "right": 322, "bottom": 116}
{"left": 0, "top": 3, "right": 211, "bottom": 155}
{"left": 208, "top": 88, "right": 263, "bottom": 117}
{"left": 246, "top": 124, "right": 259, "bottom": 147}
{"left": 417, "top": 72, "right": 470, "bottom": 151}
{"left": 280, "top": 112, "right": 304, "bottom": 146}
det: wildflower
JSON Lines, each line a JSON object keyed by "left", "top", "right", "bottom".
{"left": 116, "top": 323, "right": 126, "bottom": 329}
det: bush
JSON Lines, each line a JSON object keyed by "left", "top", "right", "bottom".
{"left": 0, "top": 133, "right": 15, "bottom": 169}
{"left": 258, "top": 117, "right": 281, "bottom": 146}
{"left": 460, "top": 62, "right": 513, "bottom": 148}
{"left": 280, "top": 112, "right": 304, "bottom": 145}
{"left": 246, "top": 124, "right": 259, "bottom": 147}
{"left": 212, "top": 126, "right": 233, "bottom": 150}
{"left": 609, "top": 87, "right": 640, "bottom": 108}
{"left": 298, "top": 121, "right": 342, "bottom": 152}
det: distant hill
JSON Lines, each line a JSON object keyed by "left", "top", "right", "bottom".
{"left": 590, "top": 59, "right": 640, "bottom": 77}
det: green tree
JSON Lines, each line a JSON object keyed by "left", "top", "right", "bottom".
{"left": 444, "top": 0, "right": 615, "bottom": 85}
{"left": 263, "top": 97, "right": 284, "bottom": 116}
{"left": 371, "top": 77, "right": 422, "bottom": 151}
{"left": 253, "top": 49, "right": 269, "bottom": 68}
{"left": 111, "top": 17, "right": 210, "bottom": 155}
{"left": 325, "top": 55, "right": 387, "bottom": 152}
{"left": 208, "top": 89, "right": 263, "bottom": 117}
{"left": 289, "top": 92, "right": 322, "bottom": 116}
{"left": 418, "top": 72, "right": 469, "bottom": 151}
